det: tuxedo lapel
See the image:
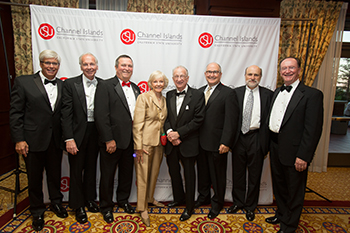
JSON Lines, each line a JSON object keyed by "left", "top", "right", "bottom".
{"left": 177, "top": 87, "right": 192, "bottom": 121}
{"left": 131, "top": 82, "right": 140, "bottom": 99}
{"left": 281, "top": 85, "right": 304, "bottom": 127}
{"left": 33, "top": 73, "right": 51, "bottom": 109}
{"left": 114, "top": 77, "right": 131, "bottom": 115}
{"left": 74, "top": 76, "right": 87, "bottom": 115}
{"left": 259, "top": 86, "right": 268, "bottom": 116}
{"left": 206, "top": 83, "right": 220, "bottom": 107}
{"left": 169, "top": 91, "right": 177, "bottom": 120}
{"left": 237, "top": 86, "right": 245, "bottom": 112}
{"left": 55, "top": 80, "right": 63, "bottom": 113}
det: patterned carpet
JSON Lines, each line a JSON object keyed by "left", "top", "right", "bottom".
{"left": 1, "top": 204, "right": 349, "bottom": 232}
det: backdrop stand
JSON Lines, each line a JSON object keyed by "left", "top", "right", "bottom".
{"left": 0, "top": 7, "right": 28, "bottom": 219}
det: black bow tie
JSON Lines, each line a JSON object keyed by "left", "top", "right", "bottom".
{"left": 280, "top": 85, "right": 292, "bottom": 92}
{"left": 44, "top": 79, "right": 57, "bottom": 85}
{"left": 176, "top": 91, "right": 186, "bottom": 96}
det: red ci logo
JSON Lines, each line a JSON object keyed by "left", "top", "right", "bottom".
{"left": 120, "top": 29, "right": 136, "bottom": 45}
{"left": 138, "top": 81, "right": 150, "bottom": 94}
{"left": 38, "top": 23, "right": 55, "bottom": 40}
{"left": 198, "top": 32, "right": 213, "bottom": 48}
{"left": 60, "top": 176, "right": 70, "bottom": 192}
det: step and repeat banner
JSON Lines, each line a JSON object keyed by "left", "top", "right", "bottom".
{"left": 31, "top": 5, "right": 280, "bottom": 205}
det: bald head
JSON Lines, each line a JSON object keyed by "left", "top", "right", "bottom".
{"left": 205, "top": 62, "right": 222, "bottom": 87}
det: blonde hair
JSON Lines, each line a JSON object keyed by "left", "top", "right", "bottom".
{"left": 148, "top": 70, "right": 169, "bottom": 90}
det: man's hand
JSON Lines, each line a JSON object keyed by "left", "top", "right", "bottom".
{"left": 295, "top": 157, "right": 308, "bottom": 172}
{"left": 15, "top": 141, "right": 29, "bottom": 157}
{"left": 106, "top": 140, "right": 117, "bottom": 154}
{"left": 218, "top": 144, "right": 230, "bottom": 154}
{"left": 171, "top": 138, "right": 182, "bottom": 146}
{"left": 167, "top": 131, "right": 180, "bottom": 142}
{"left": 66, "top": 140, "right": 79, "bottom": 155}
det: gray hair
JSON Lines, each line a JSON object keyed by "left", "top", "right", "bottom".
{"left": 39, "top": 50, "right": 61, "bottom": 64}
{"left": 79, "top": 53, "right": 98, "bottom": 65}
{"left": 172, "top": 65, "right": 188, "bottom": 76}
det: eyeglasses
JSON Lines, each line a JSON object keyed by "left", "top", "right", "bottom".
{"left": 173, "top": 75, "right": 187, "bottom": 80}
{"left": 41, "top": 61, "right": 59, "bottom": 66}
{"left": 281, "top": 66, "right": 297, "bottom": 71}
{"left": 205, "top": 70, "right": 220, "bottom": 75}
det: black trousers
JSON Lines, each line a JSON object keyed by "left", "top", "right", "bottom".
{"left": 99, "top": 139, "right": 134, "bottom": 213}
{"left": 68, "top": 122, "right": 99, "bottom": 209}
{"left": 166, "top": 146, "right": 196, "bottom": 212}
{"left": 197, "top": 147, "right": 227, "bottom": 213}
{"left": 232, "top": 131, "right": 263, "bottom": 211}
{"left": 24, "top": 139, "right": 63, "bottom": 217}
{"left": 270, "top": 140, "right": 308, "bottom": 233}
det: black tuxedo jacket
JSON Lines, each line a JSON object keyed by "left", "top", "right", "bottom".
{"left": 61, "top": 74, "right": 102, "bottom": 148}
{"left": 10, "top": 72, "right": 63, "bottom": 151}
{"left": 270, "top": 82, "right": 323, "bottom": 166}
{"left": 94, "top": 76, "right": 140, "bottom": 149}
{"left": 234, "top": 85, "right": 273, "bottom": 155}
{"left": 199, "top": 83, "right": 239, "bottom": 151}
{"left": 164, "top": 86, "right": 205, "bottom": 157}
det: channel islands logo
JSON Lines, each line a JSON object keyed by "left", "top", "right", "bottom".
{"left": 138, "top": 81, "right": 150, "bottom": 94}
{"left": 38, "top": 23, "right": 55, "bottom": 40}
{"left": 120, "top": 29, "right": 136, "bottom": 45}
{"left": 198, "top": 32, "right": 213, "bottom": 48}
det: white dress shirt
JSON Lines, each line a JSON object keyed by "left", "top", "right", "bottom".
{"left": 82, "top": 75, "right": 98, "bottom": 122}
{"left": 269, "top": 79, "right": 300, "bottom": 133}
{"left": 176, "top": 85, "right": 188, "bottom": 115}
{"left": 40, "top": 71, "right": 57, "bottom": 111}
{"left": 119, "top": 78, "right": 136, "bottom": 120}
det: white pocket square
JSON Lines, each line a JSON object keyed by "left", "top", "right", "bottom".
{"left": 185, "top": 105, "right": 189, "bottom": 110}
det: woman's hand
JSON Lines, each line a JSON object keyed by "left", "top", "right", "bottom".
{"left": 135, "top": 149, "right": 149, "bottom": 164}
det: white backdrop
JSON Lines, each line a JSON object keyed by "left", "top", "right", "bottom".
{"left": 31, "top": 5, "right": 280, "bottom": 205}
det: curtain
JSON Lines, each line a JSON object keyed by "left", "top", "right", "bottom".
{"left": 10, "top": 0, "right": 79, "bottom": 77}
{"left": 278, "top": 0, "right": 343, "bottom": 87}
{"left": 127, "top": 0, "right": 194, "bottom": 14}
{"left": 309, "top": 3, "right": 348, "bottom": 172}
{"left": 79, "top": 0, "right": 89, "bottom": 9}
{"left": 97, "top": 0, "right": 128, "bottom": 11}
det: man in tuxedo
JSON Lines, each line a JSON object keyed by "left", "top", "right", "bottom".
{"left": 228, "top": 65, "right": 273, "bottom": 221}
{"left": 94, "top": 54, "right": 140, "bottom": 224}
{"left": 9, "top": 50, "right": 67, "bottom": 231}
{"left": 266, "top": 57, "right": 323, "bottom": 233}
{"left": 195, "top": 62, "right": 238, "bottom": 219}
{"left": 164, "top": 65, "right": 205, "bottom": 221}
{"left": 61, "top": 53, "right": 100, "bottom": 224}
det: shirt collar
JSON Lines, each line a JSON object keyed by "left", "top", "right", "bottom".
{"left": 39, "top": 71, "right": 57, "bottom": 84}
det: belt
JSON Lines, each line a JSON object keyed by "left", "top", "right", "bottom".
{"left": 242, "top": 129, "right": 259, "bottom": 135}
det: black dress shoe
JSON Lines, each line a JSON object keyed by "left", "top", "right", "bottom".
{"left": 102, "top": 210, "right": 114, "bottom": 224}
{"left": 207, "top": 210, "right": 219, "bottom": 219}
{"left": 85, "top": 201, "right": 99, "bottom": 213}
{"left": 194, "top": 200, "right": 211, "bottom": 209}
{"left": 118, "top": 203, "right": 135, "bottom": 214}
{"left": 167, "top": 201, "right": 184, "bottom": 208}
{"left": 32, "top": 215, "right": 44, "bottom": 231}
{"left": 246, "top": 210, "right": 255, "bottom": 221}
{"left": 179, "top": 209, "right": 192, "bottom": 221}
{"left": 75, "top": 207, "right": 88, "bottom": 224}
{"left": 50, "top": 204, "right": 68, "bottom": 218}
{"left": 227, "top": 205, "right": 241, "bottom": 214}
{"left": 265, "top": 216, "right": 280, "bottom": 224}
